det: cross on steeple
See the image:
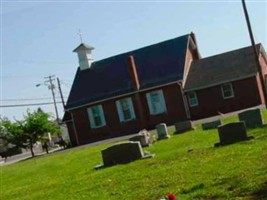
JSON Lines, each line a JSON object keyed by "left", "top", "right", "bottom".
{"left": 77, "top": 29, "right": 83, "bottom": 43}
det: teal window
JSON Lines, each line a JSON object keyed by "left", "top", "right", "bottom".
{"left": 221, "top": 83, "right": 234, "bottom": 99}
{"left": 146, "top": 90, "right": 167, "bottom": 115}
{"left": 87, "top": 105, "right": 106, "bottom": 128}
{"left": 188, "top": 92, "right": 198, "bottom": 107}
{"left": 116, "top": 98, "right": 136, "bottom": 122}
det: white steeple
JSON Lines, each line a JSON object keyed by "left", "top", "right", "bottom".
{"left": 73, "top": 43, "right": 94, "bottom": 70}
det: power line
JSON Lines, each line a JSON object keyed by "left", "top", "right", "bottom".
{"left": 3, "top": 60, "right": 70, "bottom": 65}
{"left": 1, "top": 75, "right": 43, "bottom": 79}
{"left": 59, "top": 81, "right": 72, "bottom": 88}
{"left": 61, "top": 79, "right": 73, "bottom": 83}
{"left": 0, "top": 97, "right": 65, "bottom": 101}
{"left": 0, "top": 102, "right": 63, "bottom": 108}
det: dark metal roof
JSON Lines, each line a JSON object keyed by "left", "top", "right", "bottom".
{"left": 65, "top": 34, "right": 190, "bottom": 109}
{"left": 184, "top": 44, "right": 262, "bottom": 91}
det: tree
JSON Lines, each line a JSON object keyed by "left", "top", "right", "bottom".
{"left": 20, "top": 109, "right": 61, "bottom": 157}
{"left": 0, "top": 110, "right": 61, "bottom": 158}
{"left": 0, "top": 118, "right": 25, "bottom": 160}
{"left": 0, "top": 117, "right": 26, "bottom": 149}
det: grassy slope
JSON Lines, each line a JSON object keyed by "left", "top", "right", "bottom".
{"left": 1, "top": 110, "right": 267, "bottom": 200}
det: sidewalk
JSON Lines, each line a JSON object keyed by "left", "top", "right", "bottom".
{"left": 0, "top": 147, "right": 62, "bottom": 166}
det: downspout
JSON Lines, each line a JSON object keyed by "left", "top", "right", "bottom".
{"left": 178, "top": 81, "right": 191, "bottom": 120}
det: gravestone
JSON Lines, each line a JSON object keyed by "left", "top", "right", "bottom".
{"left": 141, "top": 129, "right": 156, "bottom": 144}
{"left": 139, "top": 129, "right": 155, "bottom": 143}
{"left": 95, "top": 141, "right": 154, "bottom": 169}
{"left": 238, "top": 109, "right": 265, "bottom": 129}
{"left": 214, "top": 122, "right": 254, "bottom": 147}
{"left": 174, "top": 120, "right": 194, "bottom": 134}
{"left": 202, "top": 120, "right": 222, "bottom": 130}
{"left": 129, "top": 135, "right": 150, "bottom": 147}
{"left": 156, "top": 123, "right": 170, "bottom": 140}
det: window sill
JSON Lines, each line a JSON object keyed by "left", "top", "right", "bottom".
{"left": 91, "top": 125, "right": 106, "bottom": 129}
{"left": 150, "top": 111, "right": 167, "bottom": 115}
{"left": 120, "top": 118, "right": 136, "bottom": 123}
{"left": 223, "top": 95, "right": 234, "bottom": 100}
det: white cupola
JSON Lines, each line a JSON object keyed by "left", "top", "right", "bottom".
{"left": 73, "top": 43, "right": 94, "bottom": 70}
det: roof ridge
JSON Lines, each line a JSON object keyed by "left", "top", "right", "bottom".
{"left": 91, "top": 33, "right": 190, "bottom": 67}
{"left": 193, "top": 43, "right": 261, "bottom": 63}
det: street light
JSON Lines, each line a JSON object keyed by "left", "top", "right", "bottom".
{"left": 36, "top": 75, "right": 60, "bottom": 124}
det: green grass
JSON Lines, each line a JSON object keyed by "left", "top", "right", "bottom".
{"left": 1, "top": 110, "right": 267, "bottom": 200}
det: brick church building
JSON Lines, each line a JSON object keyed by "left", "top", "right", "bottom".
{"left": 63, "top": 32, "right": 267, "bottom": 146}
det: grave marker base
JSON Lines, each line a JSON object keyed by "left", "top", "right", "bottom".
{"left": 214, "top": 136, "right": 254, "bottom": 147}
{"left": 95, "top": 141, "right": 154, "bottom": 169}
{"left": 157, "top": 135, "right": 171, "bottom": 140}
{"left": 95, "top": 153, "right": 155, "bottom": 169}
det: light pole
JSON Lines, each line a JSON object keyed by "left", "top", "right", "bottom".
{"left": 36, "top": 75, "right": 60, "bottom": 124}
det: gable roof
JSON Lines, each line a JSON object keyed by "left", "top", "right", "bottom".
{"left": 65, "top": 34, "right": 191, "bottom": 110}
{"left": 184, "top": 44, "right": 262, "bottom": 92}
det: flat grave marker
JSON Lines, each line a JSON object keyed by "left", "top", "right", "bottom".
{"left": 202, "top": 120, "right": 222, "bottom": 130}
{"left": 174, "top": 120, "right": 194, "bottom": 134}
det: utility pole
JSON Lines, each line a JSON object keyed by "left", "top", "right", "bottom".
{"left": 45, "top": 75, "right": 60, "bottom": 124}
{"left": 242, "top": 0, "right": 267, "bottom": 107}
{"left": 57, "top": 77, "right": 65, "bottom": 109}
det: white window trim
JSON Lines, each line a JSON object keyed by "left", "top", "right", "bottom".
{"left": 188, "top": 91, "right": 198, "bottom": 107}
{"left": 221, "top": 83, "right": 235, "bottom": 99}
{"left": 87, "top": 105, "right": 106, "bottom": 129}
{"left": 146, "top": 90, "right": 167, "bottom": 115}
{"left": 116, "top": 97, "right": 136, "bottom": 122}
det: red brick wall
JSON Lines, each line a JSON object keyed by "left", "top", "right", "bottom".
{"left": 259, "top": 53, "right": 267, "bottom": 103}
{"left": 183, "top": 43, "right": 200, "bottom": 80}
{"left": 189, "top": 76, "right": 262, "bottom": 120}
{"left": 259, "top": 54, "right": 267, "bottom": 77}
{"left": 70, "top": 83, "right": 187, "bottom": 145}
{"left": 140, "top": 84, "right": 188, "bottom": 129}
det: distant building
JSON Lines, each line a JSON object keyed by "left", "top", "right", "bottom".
{"left": 63, "top": 33, "right": 267, "bottom": 146}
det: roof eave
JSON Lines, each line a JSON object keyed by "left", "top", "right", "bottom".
{"left": 72, "top": 43, "right": 95, "bottom": 52}
{"left": 65, "top": 80, "right": 182, "bottom": 111}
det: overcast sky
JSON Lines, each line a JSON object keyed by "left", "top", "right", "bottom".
{"left": 1, "top": 0, "right": 266, "bottom": 121}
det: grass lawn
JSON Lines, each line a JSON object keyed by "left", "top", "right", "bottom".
{"left": 1, "top": 110, "right": 267, "bottom": 200}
